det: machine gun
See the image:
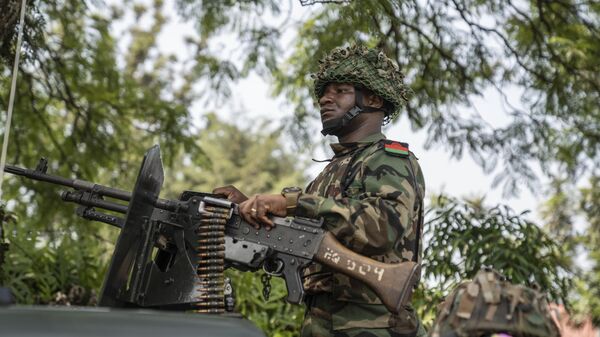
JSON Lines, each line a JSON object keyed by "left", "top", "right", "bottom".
{"left": 3, "top": 145, "right": 420, "bottom": 314}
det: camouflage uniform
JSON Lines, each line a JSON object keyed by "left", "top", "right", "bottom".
{"left": 296, "top": 132, "right": 426, "bottom": 337}
{"left": 430, "top": 268, "right": 560, "bottom": 337}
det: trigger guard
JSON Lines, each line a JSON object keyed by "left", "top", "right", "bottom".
{"left": 262, "top": 258, "right": 284, "bottom": 276}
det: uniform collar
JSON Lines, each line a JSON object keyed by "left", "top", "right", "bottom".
{"left": 330, "top": 132, "right": 386, "bottom": 156}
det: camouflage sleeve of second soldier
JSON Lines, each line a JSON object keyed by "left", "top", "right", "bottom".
{"left": 296, "top": 148, "right": 425, "bottom": 254}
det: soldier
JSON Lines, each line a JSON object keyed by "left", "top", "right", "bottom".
{"left": 214, "top": 45, "right": 426, "bottom": 337}
{"left": 430, "top": 268, "right": 561, "bottom": 337}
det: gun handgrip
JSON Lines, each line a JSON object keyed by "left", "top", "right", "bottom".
{"left": 314, "top": 232, "right": 420, "bottom": 314}
{"left": 276, "top": 254, "right": 306, "bottom": 304}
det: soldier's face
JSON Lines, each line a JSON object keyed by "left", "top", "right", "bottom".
{"left": 318, "top": 83, "right": 356, "bottom": 125}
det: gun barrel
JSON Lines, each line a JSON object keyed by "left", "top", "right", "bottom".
{"left": 4, "top": 164, "right": 180, "bottom": 213}
{"left": 4, "top": 164, "right": 133, "bottom": 201}
{"left": 5, "top": 164, "right": 75, "bottom": 188}
{"left": 61, "top": 191, "right": 129, "bottom": 213}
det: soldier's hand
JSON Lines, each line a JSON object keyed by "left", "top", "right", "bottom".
{"left": 239, "top": 194, "right": 286, "bottom": 230}
{"left": 213, "top": 185, "right": 248, "bottom": 203}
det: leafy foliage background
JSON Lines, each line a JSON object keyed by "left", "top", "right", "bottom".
{"left": 0, "top": 0, "right": 598, "bottom": 335}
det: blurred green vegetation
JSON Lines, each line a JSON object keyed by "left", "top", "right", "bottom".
{"left": 0, "top": 0, "right": 598, "bottom": 335}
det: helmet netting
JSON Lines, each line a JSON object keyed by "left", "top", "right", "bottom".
{"left": 312, "top": 45, "right": 408, "bottom": 124}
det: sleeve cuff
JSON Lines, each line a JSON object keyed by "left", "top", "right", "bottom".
{"left": 295, "top": 193, "right": 321, "bottom": 219}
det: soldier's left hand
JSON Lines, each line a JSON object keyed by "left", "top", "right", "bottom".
{"left": 239, "top": 194, "right": 286, "bottom": 230}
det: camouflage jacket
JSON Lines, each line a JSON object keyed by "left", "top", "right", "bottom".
{"left": 296, "top": 132, "right": 425, "bottom": 330}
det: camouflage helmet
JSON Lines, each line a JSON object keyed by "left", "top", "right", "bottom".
{"left": 312, "top": 45, "right": 408, "bottom": 124}
{"left": 430, "top": 268, "right": 561, "bottom": 337}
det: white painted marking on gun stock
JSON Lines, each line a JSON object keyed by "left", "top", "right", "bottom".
{"left": 323, "top": 248, "right": 341, "bottom": 264}
{"left": 347, "top": 262, "right": 385, "bottom": 282}
{"left": 374, "top": 267, "right": 384, "bottom": 281}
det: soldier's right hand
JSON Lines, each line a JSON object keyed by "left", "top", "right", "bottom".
{"left": 213, "top": 185, "right": 249, "bottom": 204}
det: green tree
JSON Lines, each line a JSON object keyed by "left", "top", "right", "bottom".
{"left": 174, "top": 0, "right": 599, "bottom": 193}
{"left": 5, "top": 1, "right": 597, "bottom": 202}
{"left": 0, "top": 0, "right": 203, "bottom": 226}
{"left": 579, "top": 176, "right": 600, "bottom": 324}
{"left": 7, "top": 1, "right": 597, "bottom": 201}
{"left": 0, "top": 0, "right": 205, "bottom": 304}
{"left": 415, "top": 195, "right": 571, "bottom": 327}
{"left": 1, "top": 0, "right": 596, "bottom": 333}
{"left": 165, "top": 112, "right": 306, "bottom": 198}
{"left": 541, "top": 176, "right": 600, "bottom": 324}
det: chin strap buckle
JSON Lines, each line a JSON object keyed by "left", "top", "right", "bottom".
{"left": 320, "top": 105, "right": 363, "bottom": 136}
{"left": 344, "top": 106, "right": 362, "bottom": 121}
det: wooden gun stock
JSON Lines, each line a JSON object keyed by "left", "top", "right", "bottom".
{"left": 314, "top": 232, "right": 421, "bottom": 314}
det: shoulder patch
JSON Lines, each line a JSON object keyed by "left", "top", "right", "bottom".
{"left": 383, "top": 140, "right": 410, "bottom": 157}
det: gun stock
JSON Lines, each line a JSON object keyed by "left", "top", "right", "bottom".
{"left": 314, "top": 232, "right": 420, "bottom": 314}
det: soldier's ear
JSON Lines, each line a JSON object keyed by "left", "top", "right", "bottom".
{"left": 363, "top": 92, "right": 384, "bottom": 109}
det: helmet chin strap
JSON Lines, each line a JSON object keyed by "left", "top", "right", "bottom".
{"left": 320, "top": 87, "right": 381, "bottom": 136}
{"left": 320, "top": 105, "right": 361, "bottom": 136}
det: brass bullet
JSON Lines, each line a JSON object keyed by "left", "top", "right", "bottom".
{"left": 197, "top": 231, "right": 223, "bottom": 237}
{"left": 198, "top": 258, "right": 224, "bottom": 265}
{"left": 200, "top": 217, "right": 228, "bottom": 224}
{"left": 196, "top": 243, "right": 225, "bottom": 249}
{"left": 197, "top": 265, "right": 224, "bottom": 272}
{"left": 197, "top": 238, "right": 225, "bottom": 244}
{"left": 194, "top": 301, "right": 224, "bottom": 307}
{"left": 197, "top": 272, "right": 224, "bottom": 278}
{"left": 204, "top": 206, "right": 230, "bottom": 214}
{"left": 198, "top": 252, "right": 225, "bottom": 258}
{"left": 197, "top": 224, "right": 225, "bottom": 231}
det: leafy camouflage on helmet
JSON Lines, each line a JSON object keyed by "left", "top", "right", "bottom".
{"left": 430, "top": 268, "right": 561, "bottom": 337}
{"left": 312, "top": 45, "right": 409, "bottom": 124}
{"left": 295, "top": 132, "right": 425, "bottom": 332}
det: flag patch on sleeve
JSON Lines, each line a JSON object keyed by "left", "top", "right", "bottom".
{"left": 384, "top": 140, "right": 410, "bottom": 157}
